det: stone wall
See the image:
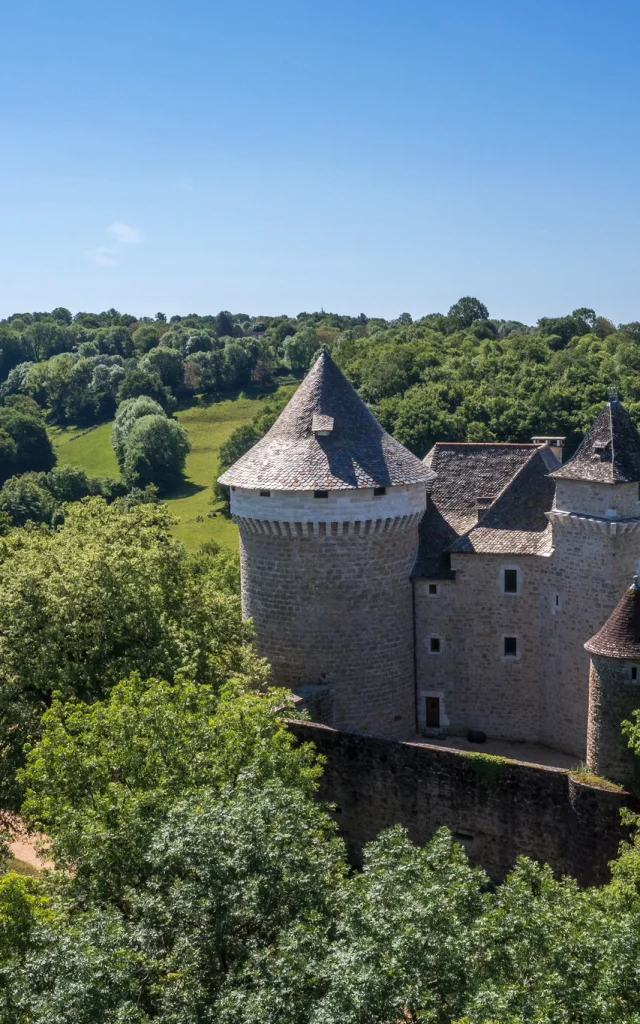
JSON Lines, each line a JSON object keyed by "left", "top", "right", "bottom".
{"left": 543, "top": 515, "right": 640, "bottom": 756}
{"left": 414, "top": 517, "right": 640, "bottom": 759}
{"left": 414, "top": 554, "right": 547, "bottom": 741}
{"left": 230, "top": 482, "right": 427, "bottom": 523}
{"left": 555, "top": 479, "right": 640, "bottom": 519}
{"left": 239, "top": 518, "right": 421, "bottom": 737}
{"left": 288, "top": 720, "right": 633, "bottom": 886}
{"left": 587, "top": 654, "right": 640, "bottom": 785}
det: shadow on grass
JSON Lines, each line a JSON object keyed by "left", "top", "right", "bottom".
{"left": 163, "top": 480, "right": 207, "bottom": 500}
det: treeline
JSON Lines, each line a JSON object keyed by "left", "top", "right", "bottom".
{"left": 0, "top": 306, "right": 359, "bottom": 427}
{"left": 6, "top": 300, "right": 640, "bottom": 454}
{"left": 2, "top": 500, "right": 640, "bottom": 1022}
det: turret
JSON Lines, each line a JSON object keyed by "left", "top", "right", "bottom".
{"left": 585, "top": 577, "right": 640, "bottom": 784}
{"left": 218, "top": 350, "right": 434, "bottom": 736}
{"left": 551, "top": 398, "right": 640, "bottom": 519}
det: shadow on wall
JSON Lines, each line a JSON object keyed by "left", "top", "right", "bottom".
{"left": 286, "top": 720, "right": 636, "bottom": 886}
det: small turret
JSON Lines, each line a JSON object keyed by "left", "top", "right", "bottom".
{"left": 585, "top": 577, "right": 640, "bottom": 784}
{"left": 551, "top": 399, "right": 640, "bottom": 518}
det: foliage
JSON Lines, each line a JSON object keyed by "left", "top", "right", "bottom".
{"left": 0, "top": 400, "right": 55, "bottom": 485}
{"left": 111, "top": 395, "right": 166, "bottom": 466}
{"left": 0, "top": 465, "right": 125, "bottom": 526}
{"left": 0, "top": 499, "right": 253, "bottom": 807}
{"left": 122, "top": 414, "right": 191, "bottom": 490}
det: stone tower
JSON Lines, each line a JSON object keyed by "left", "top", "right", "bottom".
{"left": 585, "top": 577, "right": 640, "bottom": 784}
{"left": 218, "top": 350, "right": 433, "bottom": 736}
{"left": 544, "top": 399, "right": 640, "bottom": 757}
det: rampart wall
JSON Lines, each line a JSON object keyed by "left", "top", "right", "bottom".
{"left": 288, "top": 720, "right": 634, "bottom": 886}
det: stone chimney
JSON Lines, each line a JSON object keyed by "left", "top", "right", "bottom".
{"left": 532, "top": 436, "right": 565, "bottom": 462}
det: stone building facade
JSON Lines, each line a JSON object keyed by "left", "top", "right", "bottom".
{"left": 220, "top": 353, "right": 640, "bottom": 779}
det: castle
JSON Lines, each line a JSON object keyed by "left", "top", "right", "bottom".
{"left": 219, "top": 351, "right": 640, "bottom": 785}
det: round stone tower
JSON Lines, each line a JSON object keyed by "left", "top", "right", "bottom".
{"left": 585, "top": 577, "right": 640, "bottom": 784}
{"left": 218, "top": 350, "right": 434, "bottom": 737}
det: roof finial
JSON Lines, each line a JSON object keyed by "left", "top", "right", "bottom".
{"left": 608, "top": 387, "right": 620, "bottom": 404}
{"left": 632, "top": 575, "right": 640, "bottom": 593}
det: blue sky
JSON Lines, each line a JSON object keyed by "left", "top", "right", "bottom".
{"left": 2, "top": 0, "right": 639, "bottom": 323}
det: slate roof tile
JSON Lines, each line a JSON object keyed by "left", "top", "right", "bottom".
{"left": 552, "top": 400, "right": 640, "bottom": 483}
{"left": 585, "top": 578, "right": 640, "bottom": 659}
{"left": 218, "top": 350, "right": 434, "bottom": 491}
{"left": 447, "top": 445, "right": 560, "bottom": 556}
{"left": 413, "top": 443, "right": 545, "bottom": 577}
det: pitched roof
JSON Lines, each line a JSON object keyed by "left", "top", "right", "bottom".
{"left": 552, "top": 400, "right": 640, "bottom": 483}
{"left": 447, "top": 445, "right": 560, "bottom": 556}
{"left": 585, "top": 578, "right": 640, "bottom": 659}
{"left": 413, "top": 442, "right": 547, "bottom": 577}
{"left": 218, "top": 351, "right": 434, "bottom": 491}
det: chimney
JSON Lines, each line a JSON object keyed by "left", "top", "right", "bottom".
{"left": 531, "top": 436, "right": 565, "bottom": 462}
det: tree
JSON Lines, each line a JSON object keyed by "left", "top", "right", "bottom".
{"left": 0, "top": 403, "right": 56, "bottom": 484}
{"left": 0, "top": 474, "right": 58, "bottom": 526}
{"left": 50, "top": 307, "right": 73, "bottom": 324}
{"left": 447, "top": 296, "right": 490, "bottom": 330}
{"left": 122, "top": 414, "right": 191, "bottom": 490}
{"left": 111, "top": 395, "right": 166, "bottom": 466}
{"left": 116, "top": 367, "right": 173, "bottom": 410}
{"left": 215, "top": 309, "right": 235, "bottom": 336}
{"left": 0, "top": 500, "right": 251, "bottom": 807}
{"left": 139, "top": 346, "right": 184, "bottom": 390}
{"left": 131, "top": 324, "right": 161, "bottom": 353}
{"left": 283, "top": 327, "right": 318, "bottom": 370}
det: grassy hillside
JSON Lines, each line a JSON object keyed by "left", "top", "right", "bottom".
{"left": 49, "top": 394, "right": 274, "bottom": 550}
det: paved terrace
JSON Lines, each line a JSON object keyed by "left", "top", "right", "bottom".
{"left": 408, "top": 733, "right": 581, "bottom": 770}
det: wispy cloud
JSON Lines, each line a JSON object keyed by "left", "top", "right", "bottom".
{"left": 107, "top": 221, "right": 142, "bottom": 244}
{"left": 87, "top": 246, "right": 118, "bottom": 267}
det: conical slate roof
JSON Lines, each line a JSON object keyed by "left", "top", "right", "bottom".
{"left": 552, "top": 400, "right": 640, "bottom": 483}
{"left": 585, "top": 578, "right": 640, "bottom": 659}
{"left": 218, "top": 351, "right": 434, "bottom": 491}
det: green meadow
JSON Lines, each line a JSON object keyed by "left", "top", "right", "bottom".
{"left": 49, "top": 394, "right": 270, "bottom": 551}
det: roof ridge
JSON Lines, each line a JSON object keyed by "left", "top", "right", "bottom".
{"left": 453, "top": 446, "right": 545, "bottom": 542}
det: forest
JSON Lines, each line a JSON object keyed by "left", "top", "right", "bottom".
{"left": 3, "top": 299, "right": 640, "bottom": 1021}
{"left": 2, "top": 297, "right": 640, "bottom": 527}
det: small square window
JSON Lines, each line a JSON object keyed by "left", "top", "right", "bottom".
{"left": 259, "top": 490, "right": 271, "bottom": 497}
{"left": 428, "top": 583, "right": 438, "bottom": 596}
{"left": 373, "top": 486, "right": 386, "bottom": 496}
{"left": 503, "top": 569, "right": 518, "bottom": 594}
{"left": 504, "top": 636, "right": 517, "bottom": 658}
{"left": 314, "top": 490, "right": 328, "bottom": 499}
{"left": 633, "top": 667, "right": 638, "bottom": 681}
{"left": 430, "top": 637, "right": 441, "bottom": 653}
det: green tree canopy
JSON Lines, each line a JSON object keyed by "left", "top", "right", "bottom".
{"left": 0, "top": 500, "right": 252, "bottom": 806}
{"left": 122, "top": 414, "right": 191, "bottom": 490}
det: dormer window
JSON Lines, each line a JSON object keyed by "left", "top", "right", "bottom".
{"left": 594, "top": 441, "right": 612, "bottom": 462}
{"left": 312, "top": 413, "right": 334, "bottom": 438}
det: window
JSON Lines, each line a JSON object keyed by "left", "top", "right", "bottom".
{"left": 633, "top": 666, "right": 638, "bottom": 681}
{"left": 428, "top": 583, "right": 439, "bottom": 596}
{"left": 503, "top": 568, "right": 518, "bottom": 594}
{"left": 425, "top": 696, "right": 440, "bottom": 728}
{"left": 430, "top": 637, "right": 441, "bottom": 654}
{"left": 504, "top": 636, "right": 517, "bottom": 658}
{"left": 314, "top": 490, "right": 328, "bottom": 499}
{"left": 259, "top": 490, "right": 271, "bottom": 497}
{"left": 373, "top": 486, "right": 386, "bottom": 496}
